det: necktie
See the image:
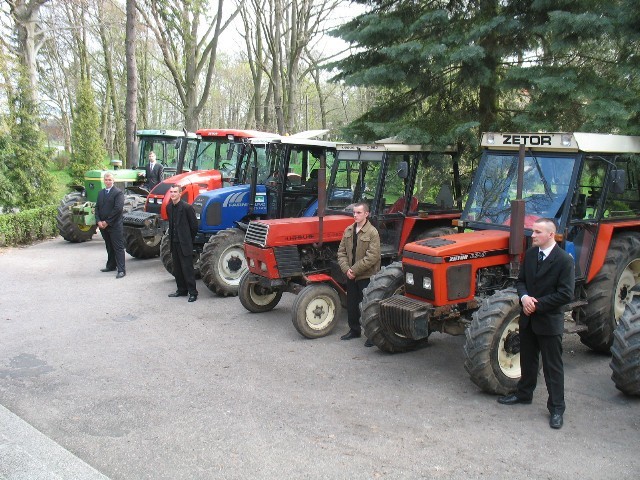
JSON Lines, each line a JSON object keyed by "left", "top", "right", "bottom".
{"left": 105, "top": 189, "right": 110, "bottom": 195}
{"left": 538, "top": 250, "right": 545, "bottom": 266}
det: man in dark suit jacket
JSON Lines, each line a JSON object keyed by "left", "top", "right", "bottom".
{"left": 166, "top": 184, "right": 198, "bottom": 302}
{"left": 145, "top": 151, "right": 164, "bottom": 190}
{"left": 95, "top": 172, "right": 126, "bottom": 278}
{"left": 498, "top": 218, "right": 574, "bottom": 429}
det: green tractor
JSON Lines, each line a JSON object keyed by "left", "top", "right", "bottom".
{"left": 56, "top": 130, "right": 198, "bottom": 243}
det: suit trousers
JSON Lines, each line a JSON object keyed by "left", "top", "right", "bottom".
{"left": 516, "top": 321, "right": 565, "bottom": 415}
{"left": 346, "top": 277, "right": 370, "bottom": 332}
{"left": 100, "top": 225, "right": 125, "bottom": 273}
{"left": 171, "top": 241, "right": 197, "bottom": 295}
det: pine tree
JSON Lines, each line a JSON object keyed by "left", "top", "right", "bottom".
{"left": 0, "top": 72, "right": 54, "bottom": 210}
{"left": 330, "top": 0, "right": 640, "bottom": 146}
{"left": 70, "top": 79, "right": 107, "bottom": 183}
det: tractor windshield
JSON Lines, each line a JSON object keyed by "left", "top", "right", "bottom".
{"left": 464, "top": 151, "right": 576, "bottom": 228}
{"left": 326, "top": 150, "right": 382, "bottom": 211}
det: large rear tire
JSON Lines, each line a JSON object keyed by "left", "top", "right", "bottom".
{"left": 581, "top": 233, "right": 640, "bottom": 352}
{"left": 238, "top": 272, "right": 283, "bottom": 313}
{"left": 124, "top": 227, "right": 162, "bottom": 259}
{"left": 160, "top": 232, "right": 200, "bottom": 278}
{"left": 610, "top": 299, "right": 640, "bottom": 396}
{"left": 361, "top": 261, "right": 429, "bottom": 352}
{"left": 200, "top": 228, "right": 246, "bottom": 297}
{"left": 292, "top": 284, "right": 341, "bottom": 338}
{"left": 464, "top": 288, "right": 521, "bottom": 395}
{"left": 56, "top": 192, "right": 96, "bottom": 242}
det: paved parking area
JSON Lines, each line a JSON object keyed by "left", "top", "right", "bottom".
{"left": 0, "top": 237, "right": 638, "bottom": 479}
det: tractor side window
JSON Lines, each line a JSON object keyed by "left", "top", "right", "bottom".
{"left": 411, "top": 152, "right": 457, "bottom": 212}
{"left": 603, "top": 156, "right": 640, "bottom": 218}
{"left": 576, "top": 158, "right": 607, "bottom": 220}
{"left": 380, "top": 153, "right": 416, "bottom": 214}
{"left": 327, "top": 158, "right": 381, "bottom": 210}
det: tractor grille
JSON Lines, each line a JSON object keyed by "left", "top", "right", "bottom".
{"left": 274, "top": 246, "right": 303, "bottom": 277}
{"left": 379, "top": 295, "right": 432, "bottom": 340}
{"left": 245, "top": 221, "right": 269, "bottom": 247}
{"left": 123, "top": 211, "right": 158, "bottom": 226}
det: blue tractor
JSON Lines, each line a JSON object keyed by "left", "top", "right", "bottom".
{"left": 159, "top": 134, "right": 337, "bottom": 297}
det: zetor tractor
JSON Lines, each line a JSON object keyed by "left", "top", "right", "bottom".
{"left": 240, "top": 143, "right": 463, "bottom": 338}
{"left": 122, "top": 129, "right": 272, "bottom": 259}
{"left": 174, "top": 135, "right": 337, "bottom": 296}
{"left": 360, "top": 132, "right": 640, "bottom": 395}
{"left": 56, "top": 129, "right": 197, "bottom": 243}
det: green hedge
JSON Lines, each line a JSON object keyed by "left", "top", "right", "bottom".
{"left": 0, "top": 205, "right": 58, "bottom": 247}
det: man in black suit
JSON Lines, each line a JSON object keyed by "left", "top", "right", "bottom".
{"left": 95, "top": 172, "right": 126, "bottom": 278}
{"left": 145, "top": 151, "right": 164, "bottom": 190}
{"left": 498, "top": 217, "right": 574, "bottom": 429}
{"left": 166, "top": 184, "right": 198, "bottom": 302}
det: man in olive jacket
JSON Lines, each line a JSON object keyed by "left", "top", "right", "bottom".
{"left": 337, "top": 202, "right": 381, "bottom": 344}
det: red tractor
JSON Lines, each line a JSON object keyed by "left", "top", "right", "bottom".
{"left": 240, "top": 143, "right": 463, "bottom": 338}
{"left": 123, "top": 129, "right": 276, "bottom": 259}
{"left": 359, "top": 132, "right": 640, "bottom": 395}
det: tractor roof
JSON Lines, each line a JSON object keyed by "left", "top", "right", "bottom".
{"left": 338, "top": 143, "right": 456, "bottom": 153}
{"left": 136, "top": 129, "right": 196, "bottom": 138}
{"left": 196, "top": 128, "right": 276, "bottom": 139}
{"left": 482, "top": 132, "right": 640, "bottom": 153}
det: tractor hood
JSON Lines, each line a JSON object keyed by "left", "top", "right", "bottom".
{"left": 405, "top": 229, "right": 511, "bottom": 260}
{"left": 246, "top": 215, "right": 354, "bottom": 248}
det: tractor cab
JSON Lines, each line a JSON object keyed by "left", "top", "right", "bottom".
{"left": 325, "top": 143, "right": 462, "bottom": 258}
{"left": 136, "top": 129, "right": 198, "bottom": 179}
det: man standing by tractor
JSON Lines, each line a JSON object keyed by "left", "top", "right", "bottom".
{"left": 497, "top": 218, "right": 574, "bottom": 429}
{"left": 145, "top": 151, "right": 164, "bottom": 190}
{"left": 166, "top": 185, "right": 198, "bottom": 302}
{"left": 337, "top": 202, "right": 381, "bottom": 346}
{"left": 96, "top": 172, "right": 126, "bottom": 278}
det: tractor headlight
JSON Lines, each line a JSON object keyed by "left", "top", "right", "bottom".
{"left": 260, "top": 262, "right": 267, "bottom": 272}
{"left": 406, "top": 272, "right": 414, "bottom": 285}
{"left": 423, "top": 277, "right": 432, "bottom": 290}
{"left": 249, "top": 258, "right": 255, "bottom": 268}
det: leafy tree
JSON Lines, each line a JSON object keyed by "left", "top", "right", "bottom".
{"left": 0, "top": 72, "right": 53, "bottom": 210}
{"left": 69, "top": 79, "right": 106, "bottom": 183}
{"left": 330, "top": 0, "right": 640, "bottom": 148}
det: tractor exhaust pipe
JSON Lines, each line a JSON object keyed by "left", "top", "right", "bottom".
{"left": 509, "top": 144, "right": 526, "bottom": 277}
{"left": 316, "top": 153, "right": 327, "bottom": 247}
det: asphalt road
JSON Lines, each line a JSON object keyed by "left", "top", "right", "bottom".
{"left": 0, "top": 236, "right": 638, "bottom": 479}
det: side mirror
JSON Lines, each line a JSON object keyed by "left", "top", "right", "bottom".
{"left": 610, "top": 169, "right": 626, "bottom": 195}
{"left": 397, "top": 161, "right": 409, "bottom": 179}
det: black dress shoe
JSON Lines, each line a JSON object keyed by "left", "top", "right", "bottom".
{"left": 550, "top": 413, "right": 563, "bottom": 429}
{"left": 340, "top": 330, "right": 361, "bottom": 340}
{"left": 188, "top": 294, "right": 198, "bottom": 302}
{"left": 168, "top": 291, "right": 188, "bottom": 297}
{"left": 100, "top": 268, "right": 116, "bottom": 272}
{"left": 116, "top": 272, "right": 126, "bottom": 279}
{"left": 497, "top": 394, "right": 532, "bottom": 405}
{"left": 364, "top": 339, "right": 374, "bottom": 347}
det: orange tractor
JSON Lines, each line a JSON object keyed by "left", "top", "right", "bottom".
{"left": 360, "top": 132, "right": 640, "bottom": 395}
{"left": 240, "top": 143, "right": 463, "bottom": 338}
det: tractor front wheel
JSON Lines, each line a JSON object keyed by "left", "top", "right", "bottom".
{"left": 124, "top": 227, "right": 162, "bottom": 259}
{"left": 464, "top": 288, "right": 521, "bottom": 395}
{"left": 610, "top": 299, "right": 640, "bottom": 396}
{"left": 292, "top": 284, "right": 341, "bottom": 338}
{"left": 200, "top": 228, "right": 246, "bottom": 297}
{"left": 360, "top": 262, "right": 429, "bottom": 352}
{"left": 56, "top": 192, "right": 96, "bottom": 242}
{"left": 238, "top": 272, "right": 283, "bottom": 313}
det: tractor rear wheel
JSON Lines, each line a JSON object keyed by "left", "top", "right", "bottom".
{"left": 56, "top": 192, "right": 96, "bottom": 242}
{"left": 238, "top": 272, "right": 283, "bottom": 313}
{"left": 200, "top": 228, "right": 246, "bottom": 297}
{"left": 464, "top": 288, "right": 521, "bottom": 395}
{"left": 292, "top": 284, "right": 341, "bottom": 338}
{"left": 160, "top": 232, "right": 200, "bottom": 278}
{"left": 581, "top": 233, "right": 640, "bottom": 352}
{"left": 360, "top": 261, "right": 429, "bottom": 352}
{"left": 610, "top": 299, "right": 640, "bottom": 396}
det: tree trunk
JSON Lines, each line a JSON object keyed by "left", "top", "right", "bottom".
{"left": 126, "top": 0, "right": 138, "bottom": 168}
